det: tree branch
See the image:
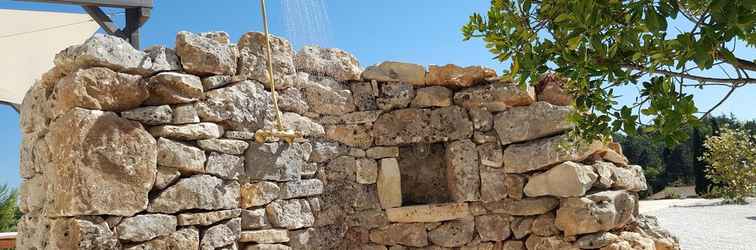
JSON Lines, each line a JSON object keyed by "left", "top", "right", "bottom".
{"left": 623, "top": 64, "right": 756, "bottom": 85}
{"left": 699, "top": 84, "right": 740, "bottom": 120}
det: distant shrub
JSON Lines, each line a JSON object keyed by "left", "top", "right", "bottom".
{"left": 700, "top": 128, "right": 756, "bottom": 203}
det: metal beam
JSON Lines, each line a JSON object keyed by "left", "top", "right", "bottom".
{"left": 15, "top": 0, "right": 152, "bottom": 8}
{"left": 82, "top": 5, "right": 120, "bottom": 35}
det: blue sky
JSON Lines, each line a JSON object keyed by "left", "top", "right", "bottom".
{"left": 0, "top": 0, "right": 754, "bottom": 188}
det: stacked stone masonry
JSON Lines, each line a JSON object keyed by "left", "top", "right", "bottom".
{"left": 17, "top": 31, "right": 680, "bottom": 250}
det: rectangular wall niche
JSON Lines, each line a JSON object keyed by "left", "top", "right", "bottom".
{"left": 398, "top": 143, "right": 452, "bottom": 205}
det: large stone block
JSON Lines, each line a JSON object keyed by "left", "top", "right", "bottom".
{"left": 266, "top": 199, "right": 315, "bottom": 229}
{"left": 493, "top": 101, "right": 573, "bottom": 145}
{"left": 47, "top": 217, "right": 120, "bottom": 249}
{"left": 377, "top": 158, "right": 402, "bottom": 209}
{"left": 303, "top": 82, "right": 356, "bottom": 115}
{"left": 237, "top": 32, "right": 296, "bottom": 89}
{"left": 524, "top": 161, "right": 598, "bottom": 197}
{"left": 176, "top": 31, "right": 237, "bottom": 75}
{"left": 377, "top": 82, "right": 415, "bottom": 110}
{"left": 369, "top": 223, "right": 428, "bottom": 247}
{"left": 54, "top": 34, "right": 151, "bottom": 75}
{"left": 148, "top": 175, "right": 239, "bottom": 214}
{"left": 429, "top": 218, "right": 475, "bottom": 247}
{"left": 385, "top": 203, "right": 471, "bottom": 223}
{"left": 452, "top": 82, "right": 535, "bottom": 112}
{"left": 279, "top": 179, "right": 324, "bottom": 199}
{"left": 411, "top": 86, "right": 452, "bottom": 108}
{"left": 197, "top": 138, "right": 250, "bottom": 155}
{"left": 483, "top": 197, "right": 559, "bottom": 216}
{"left": 294, "top": 46, "right": 362, "bottom": 81}
{"left": 124, "top": 227, "right": 199, "bottom": 250}
{"left": 362, "top": 61, "right": 426, "bottom": 85}
{"left": 122, "top": 105, "right": 173, "bottom": 125}
{"left": 245, "top": 142, "right": 311, "bottom": 181}
{"left": 535, "top": 72, "right": 572, "bottom": 106}
{"left": 47, "top": 108, "right": 156, "bottom": 217}
{"left": 177, "top": 209, "right": 241, "bottom": 226}
{"left": 446, "top": 139, "right": 480, "bottom": 202}
{"left": 196, "top": 80, "right": 274, "bottom": 132}
{"left": 351, "top": 81, "right": 380, "bottom": 111}
{"left": 143, "top": 45, "right": 182, "bottom": 72}
{"left": 326, "top": 124, "right": 373, "bottom": 148}
{"left": 205, "top": 152, "right": 244, "bottom": 180}
{"left": 50, "top": 67, "right": 148, "bottom": 117}
{"left": 241, "top": 181, "right": 280, "bottom": 208}
{"left": 240, "top": 229, "right": 290, "bottom": 243}
{"left": 157, "top": 137, "right": 207, "bottom": 174}
{"left": 150, "top": 122, "right": 224, "bottom": 140}
{"left": 502, "top": 134, "right": 605, "bottom": 173}
{"left": 555, "top": 190, "right": 636, "bottom": 236}
{"left": 476, "top": 214, "right": 512, "bottom": 241}
{"left": 426, "top": 64, "right": 496, "bottom": 88}
{"left": 373, "top": 106, "right": 473, "bottom": 145}
{"left": 145, "top": 72, "right": 204, "bottom": 105}
{"left": 116, "top": 214, "right": 177, "bottom": 242}
{"left": 200, "top": 217, "right": 241, "bottom": 249}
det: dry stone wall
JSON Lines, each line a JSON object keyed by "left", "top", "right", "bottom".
{"left": 18, "top": 30, "right": 679, "bottom": 250}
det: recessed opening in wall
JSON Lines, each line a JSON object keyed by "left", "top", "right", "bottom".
{"left": 398, "top": 143, "right": 452, "bottom": 205}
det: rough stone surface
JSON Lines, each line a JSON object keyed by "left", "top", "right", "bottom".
{"left": 510, "top": 216, "right": 534, "bottom": 239}
{"left": 366, "top": 147, "right": 400, "bottom": 159}
{"left": 240, "top": 181, "right": 280, "bottom": 208}
{"left": 478, "top": 142, "right": 503, "bottom": 168}
{"left": 122, "top": 105, "right": 173, "bottom": 125}
{"left": 369, "top": 223, "right": 428, "bottom": 247}
{"left": 340, "top": 110, "right": 382, "bottom": 124}
{"left": 428, "top": 218, "right": 475, "bottom": 247}
{"left": 278, "top": 88, "right": 310, "bottom": 114}
{"left": 326, "top": 124, "right": 373, "bottom": 148}
{"left": 536, "top": 73, "right": 572, "bottom": 106}
{"left": 245, "top": 142, "right": 311, "bottom": 181}
{"left": 303, "top": 82, "right": 356, "bottom": 115}
{"left": 475, "top": 214, "right": 512, "bottom": 241}
{"left": 150, "top": 122, "right": 224, "bottom": 140}
{"left": 266, "top": 199, "right": 315, "bottom": 229}
{"left": 176, "top": 31, "right": 237, "bottom": 75}
{"left": 493, "top": 101, "right": 573, "bottom": 145}
{"left": 531, "top": 212, "right": 560, "bottom": 237}
{"left": 385, "top": 203, "right": 471, "bottom": 223}
{"left": 116, "top": 214, "right": 177, "bottom": 242}
{"left": 362, "top": 61, "right": 426, "bottom": 85}
{"left": 201, "top": 75, "right": 238, "bottom": 91}
{"left": 196, "top": 80, "right": 273, "bottom": 132}
{"left": 47, "top": 108, "right": 156, "bottom": 217}
{"left": 237, "top": 32, "right": 296, "bottom": 89}
{"left": 524, "top": 161, "right": 598, "bottom": 197}
{"left": 279, "top": 179, "right": 324, "bottom": 199}
{"left": 427, "top": 64, "right": 496, "bottom": 88}
{"left": 377, "top": 158, "right": 402, "bottom": 209}
{"left": 373, "top": 106, "right": 473, "bottom": 145}
{"left": 241, "top": 208, "right": 269, "bottom": 229}
{"left": 172, "top": 103, "right": 200, "bottom": 124}
{"left": 555, "top": 190, "right": 636, "bottom": 236}
{"left": 377, "top": 82, "right": 415, "bottom": 110}
{"left": 206, "top": 152, "right": 244, "bottom": 180}
{"left": 356, "top": 158, "right": 379, "bottom": 184}
{"left": 576, "top": 232, "right": 620, "bottom": 249}
{"left": 502, "top": 135, "right": 605, "bottom": 173}
{"left": 525, "top": 236, "right": 577, "bottom": 250}
{"left": 148, "top": 175, "right": 239, "bottom": 214}
{"left": 145, "top": 72, "right": 204, "bottom": 105}
{"left": 157, "top": 137, "right": 207, "bottom": 174}
{"left": 239, "top": 229, "right": 290, "bottom": 243}
{"left": 480, "top": 167, "right": 509, "bottom": 202}
{"left": 453, "top": 82, "right": 535, "bottom": 112}
{"left": 197, "top": 138, "right": 250, "bottom": 155}
{"left": 281, "top": 112, "right": 325, "bottom": 137}
{"left": 446, "top": 139, "right": 480, "bottom": 202}
{"left": 153, "top": 166, "right": 180, "bottom": 191}
{"left": 351, "top": 81, "right": 380, "bottom": 111}
{"left": 483, "top": 197, "right": 559, "bottom": 216}
{"left": 201, "top": 218, "right": 241, "bottom": 249}
{"left": 50, "top": 67, "right": 148, "bottom": 118}
{"left": 592, "top": 161, "right": 615, "bottom": 189}
{"left": 411, "top": 86, "right": 452, "bottom": 107}
{"left": 468, "top": 107, "right": 493, "bottom": 131}
{"left": 46, "top": 217, "right": 120, "bottom": 250}
{"left": 177, "top": 209, "right": 241, "bottom": 226}
{"left": 309, "top": 140, "right": 348, "bottom": 163}
{"left": 125, "top": 228, "right": 199, "bottom": 250}
{"left": 54, "top": 34, "right": 151, "bottom": 75}
{"left": 294, "top": 46, "right": 362, "bottom": 81}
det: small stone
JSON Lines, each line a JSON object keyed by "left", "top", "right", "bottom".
{"left": 524, "top": 161, "right": 598, "bottom": 197}
{"left": 266, "top": 199, "right": 315, "bottom": 229}
{"left": 201, "top": 75, "right": 236, "bottom": 91}
{"left": 377, "top": 82, "right": 416, "bottom": 110}
{"left": 366, "top": 147, "right": 399, "bottom": 159}
{"left": 240, "top": 181, "right": 280, "bottom": 208}
{"left": 225, "top": 131, "right": 257, "bottom": 140}
{"left": 362, "top": 61, "right": 426, "bottom": 85}
{"left": 145, "top": 72, "right": 204, "bottom": 105}
{"left": 493, "top": 101, "right": 573, "bottom": 145}
{"left": 148, "top": 175, "right": 239, "bottom": 214}
{"left": 385, "top": 203, "right": 471, "bottom": 223}
{"left": 428, "top": 218, "right": 475, "bottom": 247}
{"left": 340, "top": 110, "right": 383, "bottom": 124}
{"left": 294, "top": 46, "right": 362, "bottom": 81}
{"left": 555, "top": 190, "right": 636, "bottom": 236}
{"left": 144, "top": 45, "right": 182, "bottom": 72}
{"left": 524, "top": 236, "right": 576, "bottom": 250}
{"left": 531, "top": 212, "right": 559, "bottom": 237}
{"left": 199, "top": 31, "right": 230, "bottom": 44}
{"left": 200, "top": 218, "right": 241, "bottom": 249}
{"left": 427, "top": 64, "right": 496, "bottom": 88}
{"left": 350, "top": 148, "right": 367, "bottom": 157}
{"left": 510, "top": 216, "right": 534, "bottom": 239}
{"left": 241, "top": 208, "right": 269, "bottom": 230}
{"left": 502, "top": 241, "right": 526, "bottom": 250}
{"left": 473, "top": 131, "right": 499, "bottom": 144}
{"left": 592, "top": 161, "right": 615, "bottom": 189}
{"left": 619, "top": 232, "right": 656, "bottom": 250}
{"left": 116, "top": 214, "right": 177, "bottom": 242}
{"left": 377, "top": 158, "right": 402, "bottom": 208}
{"left": 171, "top": 104, "right": 200, "bottom": 124}
{"left": 601, "top": 149, "right": 629, "bottom": 166}
{"left": 468, "top": 108, "right": 493, "bottom": 131}
{"left": 611, "top": 165, "right": 648, "bottom": 192}
{"left": 288, "top": 228, "right": 317, "bottom": 249}
{"left": 446, "top": 139, "right": 480, "bottom": 202}
{"left": 198, "top": 138, "right": 250, "bottom": 155}
{"left": 177, "top": 209, "right": 241, "bottom": 226}
{"left": 477, "top": 142, "right": 503, "bottom": 168}
{"left": 356, "top": 158, "right": 378, "bottom": 184}
{"left": 309, "top": 140, "right": 347, "bottom": 163}
{"left": 124, "top": 227, "right": 199, "bottom": 250}
{"left": 411, "top": 86, "right": 452, "bottom": 107}
{"left": 280, "top": 179, "right": 324, "bottom": 199}
{"left": 176, "top": 31, "right": 237, "bottom": 75}
{"left": 326, "top": 124, "right": 373, "bottom": 148}
{"left": 351, "top": 81, "right": 379, "bottom": 111}
{"left": 278, "top": 88, "right": 310, "bottom": 114}
{"left": 245, "top": 142, "right": 311, "bottom": 181}
{"left": 302, "top": 163, "right": 318, "bottom": 177}
{"left": 476, "top": 214, "right": 511, "bottom": 241}
{"left": 122, "top": 105, "right": 173, "bottom": 125}
{"left": 369, "top": 223, "right": 428, "bottom": 247}
{"left": 150, "top": 122, "right": 223, "bottom": 140}
{"left": 453, "top": 82, "right": 535, "bottom": 112}
{"left": 502, "top": 134, "right": 606, "bottom": 173}
{"left": 576, "top": 232, "right": 620, "bottom": 249}
{"left": 480, "top": 166, "right": 509, "bottom": 202}
{"left": 206, "top": 152, "right": 244, "bottom": 180}
{"left": 154, "top": 166, "right": 181, "bottom": 191}
{"left": 239, "top": 229, "right": 290, "bottom": 243}
{"left": 280, "top": 112, "right": 325, "bottom": 137}
{"left": 303, "top": 81, "right": 356, "bottom": 115}
{"left": 245, "top": 244, "right": 292, "bottom": 250}
{"left": 157, "top": 137, "right": 206, "bottom": 173}
{"left": 483, "top": 197, "right": 559, "bottom": 216}
{"left": 47, "top": 217, "right": 120, "bottom": 249}
{"left": 535, "top": 73, "right": 572, "bottom": 106}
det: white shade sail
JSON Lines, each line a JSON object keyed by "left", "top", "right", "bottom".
{"left": 0, "top": 9, "right": 100, "bottom": 105}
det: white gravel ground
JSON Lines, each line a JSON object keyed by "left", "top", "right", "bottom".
{"left": 640, "top": 198, "right": 756, "bottom": 250}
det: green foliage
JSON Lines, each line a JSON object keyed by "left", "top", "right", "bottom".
{"left": 0, "top": 184, "right": 20, "bottom": 232}
{"left": 464, "top": 0, "right": 756, "bottom": 145}
{"left": 700, "top": 127, "right": 756, "bottom": 203}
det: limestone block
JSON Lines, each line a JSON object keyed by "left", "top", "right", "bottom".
{"left": 47, "top": 217, "right": 120, "bottom": 249}
{"left": 242, "top": 208, "right": 270, "bottom": 230}
{"left": 576, "top": 232, "right": 620, "bottom": 249}
{"left": 493, "top": 101, "right": 573, "bottom": 145}
{"left": 176, "top": 31, "right": 237, "bottom": 75}
{"left": 206, "top": 152, "right": 244, "bottom": 180}
{"left": 303, "top": 82, "right": 357, "bottom": 115}
{"left": 200, "top": 218, "right": 241, "bottom": 249}
{"left": 237, "top": 32, "right": 296, "bottom": 89}
{"left": 150, "top": 122, "right": 224, "bottom": 140}
{"left": 356, "top": 158, "right": 379, "bottom": 184}
{"left": 535, "top": 72, "right": 572, "bottom": 106}
{"left": 281, "top": 112, "right": 325, "bottom": 137}
{"left": 427, "top": 64, "right": 496, "bottom": 88}
{"left": 171, "top": 103, "right": 200, "bottom": 124}
{"left": 340, "top": 110, "right": 383, "bottom": 124}
{"left": 446, "top": 139, "right": 480, "bottom": 202}
{"left": 266, "top": 199, "right": 315, "bottom": 229}
{"left": 502, "top": 134, "right": 605, "bottom": 173}
{"left": 177, "top": 209, "right": 241, "bottom": 226}
{"left": 592, "top": 161, "right": 615, "bottom": 189}
{"left": 116, "top": 214, "right": 177, "bottom": 242}
{"left": 240, "top": 181, "right": 280, "bottom": 208}
{"left": 377, "top": 158, "right": 402, "bottom": 209}
{"left": 50, "top": 67, "right": 148, "bottom": 117}
{"left": 555, "top": 190, "right": 636, "bottom": 236}
{"left": 279, "top": 179, "right": 324, "bottom": 199}
{"left": 240, "top": 229, "right": 290, "bottom": 243}
{"left": 510, "top": 216, "right": 534, "bottom": 239}
{"left": 531, "top": 212, "right": 560, "bottom": 237}
{"left": 428, "top": 218, "right": 475, "bottom": 247}
{"left": 124, "top": 227, "right": 199, "bottom": 250}
{"left": 524, "top": 236, "right": 577, "bottom": 250}
{"left": 351, "top": 81, "right": 379, "bottom": 111}
{"left": 197, "top": 138, "right": 250, "bottom": 155}
{"left": 373, "top": 106, "right": 473, "bottom": 145}
{"left": 145, "top": 72, "right": 204, "bottom": 105}
{"left": 453, "top": 82, "right": 535, "bottom": 112}
{"left": 524, "top": 161, "right": 598, "bottom": 197}
{"left": 366, "top": 146, "right": 400, "bottom": 159}
{"left": 278, "top": 87, "right": 310, "bottom": 114}
{"left": 411, "top": 86, "right": 452, "bottom": 107}
{"left": 377, "top": 82, "right": 415, "bottom": 110}
{"left": 362, "top": 61, "right": 426, "bottom": 85}
{"left": 385, "top": 203, "right": 471, "bottom": 223}
{"left": 468, "top": 107, "right": 493, "bottom": 131}
{"left": 195, "top": 80, "right": 274, "bottom": 132}
{"left": 483, "top": 197, "right": 559, "bottom": 216}
{"left": 294, "top": 46, "right": 362, "bottom": 81}
{"left": 122, "top": 105, "right": 173, "bottom": 125}
{"left": 148, "top": 175, "right": 239, "bottom": 214}
{"left": 245, "top": 142, "right": 311, "bottom": 181}
{"left": 309, "top": 139, "right": 348, "bottom": 163}
{"left": 157, "top": 137, "right": 206, "bottom": 174}
{"left": 326, "top": 124, "right": 373, "bottom": 148}
{"left": 476, "top": 214, "right": 512, "bottom": 241}
{"left": 369, "top": 223, "right": 428, "bottom": 247}
{"left": 54, "top": 34, "right": 151, "bottom": 75}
